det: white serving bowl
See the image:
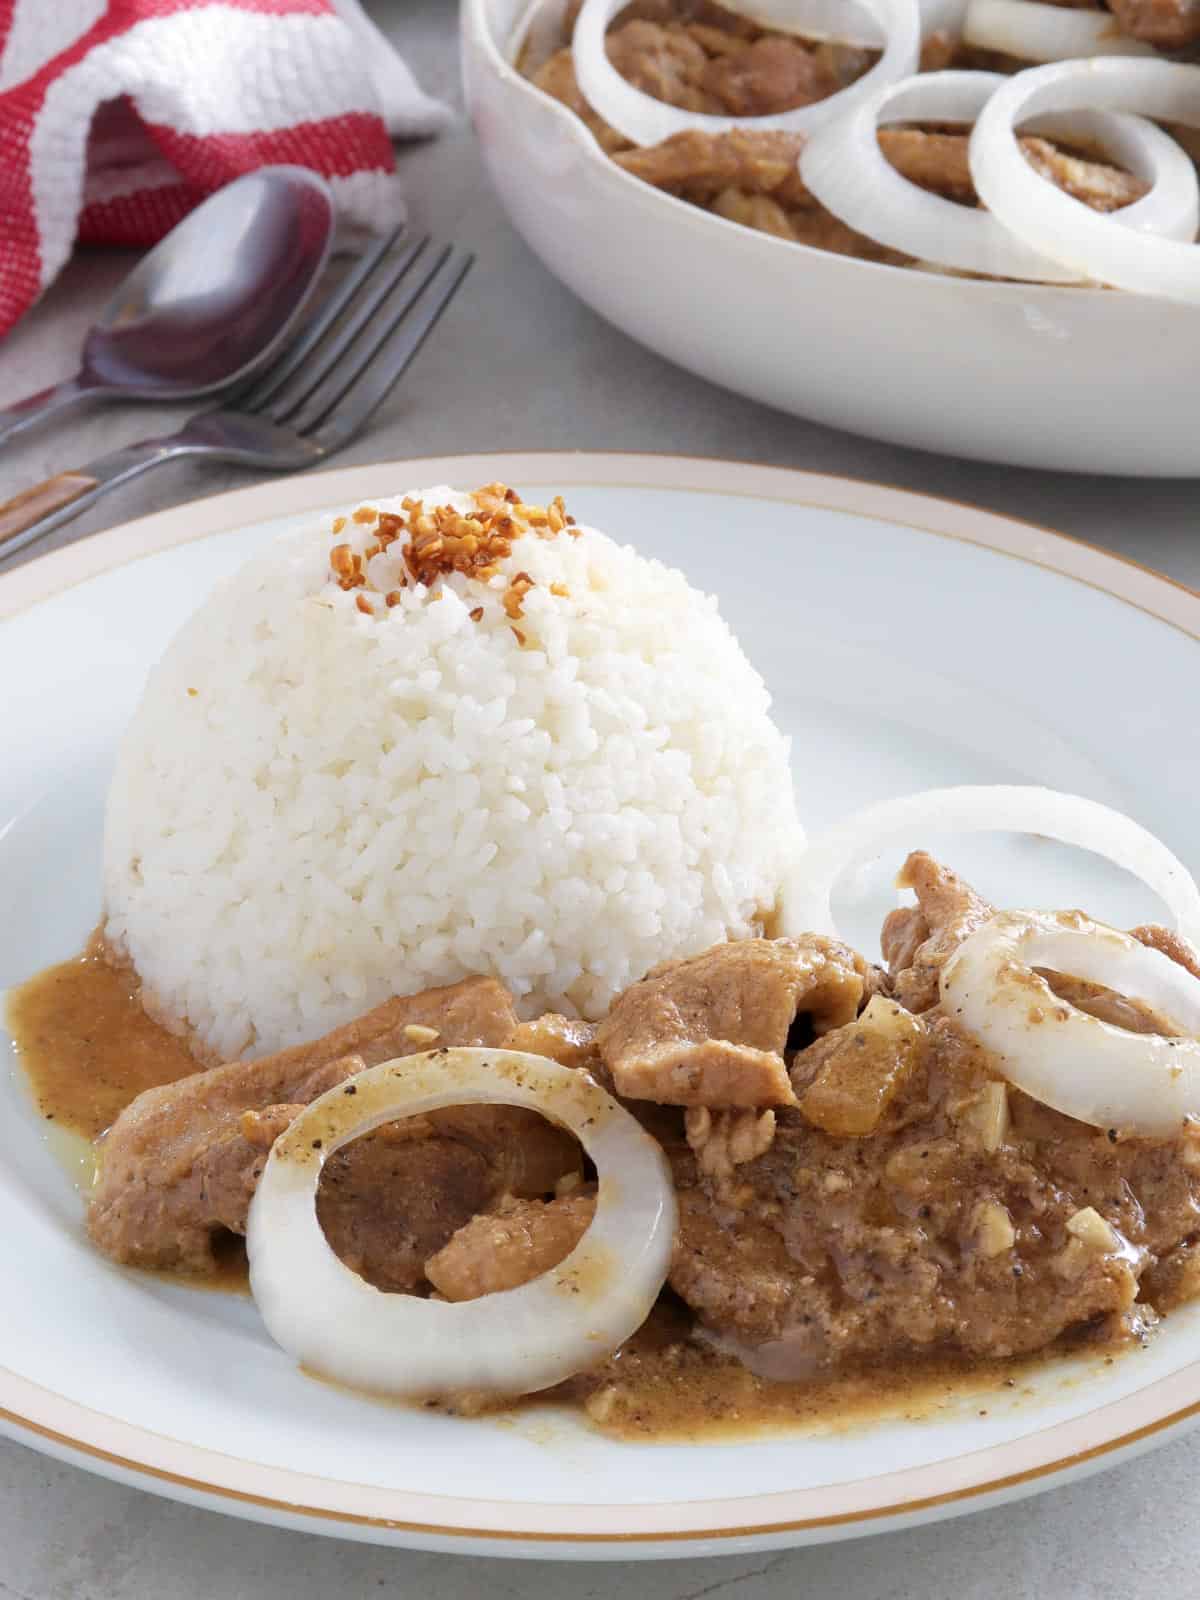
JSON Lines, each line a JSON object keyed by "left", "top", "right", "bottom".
{"left": 462, "top": 0, "right": 1198, "bottom": 475}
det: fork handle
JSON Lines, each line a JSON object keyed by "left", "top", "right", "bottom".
{"left": 0, "top": 439, "right": 186, "bottom": 566}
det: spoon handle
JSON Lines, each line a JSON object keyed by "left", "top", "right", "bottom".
{"left": 0, "top": 375, "right": 92, "bottom": 449}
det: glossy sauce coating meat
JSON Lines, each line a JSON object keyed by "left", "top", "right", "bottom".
{"left": 426, "top": 1189, "right": 597, "bottom": 1301}
{"left": 670, "top": 1013, "right": 1200, "bottom": 1372}
{"left": 88, "top": 977, "right": 578, "bottom": 1275}
{"left": 70, "top": 850, "right": 1200, "bottom": 1401}
{"left": 596, "top": 935, "right": 864, "bottom": 1106}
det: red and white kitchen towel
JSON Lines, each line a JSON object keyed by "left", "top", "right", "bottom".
{"left": 0, "top": 0, "right": 451, "bottom": 339}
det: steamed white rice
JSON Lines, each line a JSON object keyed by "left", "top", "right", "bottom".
{"left": 103, "top": 486, "right": 804, "bottom": 1059}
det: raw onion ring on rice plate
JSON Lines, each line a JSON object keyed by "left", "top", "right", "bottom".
{"left": 941, "top": 909, "right": 1200, "bottom": 1134}
{"left": 247, "top": 1048, "right": 677, "bottom": 1399}
{"left": 781, "top": 785, "right": 1200, "bottom": 951}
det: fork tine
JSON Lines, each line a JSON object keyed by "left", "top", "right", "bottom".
{"left": 255, "top": 234, "right": 432, "bottom": 425}
{"left": 302, "top": 249, "right": 474, "bottom": 453}
{"left": 235, "top": 225, "right": 406, "bottom": 413}
{"left": 287, "top": 242, "right": 454, "bottom": 433}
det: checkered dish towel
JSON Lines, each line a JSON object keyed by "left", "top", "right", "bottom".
{"left": 0, "top": 0, "right": 451, "bottom": 338}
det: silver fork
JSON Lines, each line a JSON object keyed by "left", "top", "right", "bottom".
{"left": 0, "top": 231, "right": 474, "bottom": 568}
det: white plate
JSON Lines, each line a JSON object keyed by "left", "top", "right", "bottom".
{"left": 1, "top": 452, "right": 1198, "bottom": 1561}
{"left": 462, "top": 0, "right": 1200, "bottom": 477}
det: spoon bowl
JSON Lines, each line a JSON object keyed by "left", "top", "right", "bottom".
{"left": 0, "top": 166, "right": 335, "bottom": 445}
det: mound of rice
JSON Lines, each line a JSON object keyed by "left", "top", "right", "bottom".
{"left": 103, "top": 484, "right": 804, "bottom": 1059}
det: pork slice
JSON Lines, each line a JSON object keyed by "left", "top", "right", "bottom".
{"left": 669, "top": 1018, "right": 1188, "bottom": 1369}
{"left": 1131, "top": 924, "right": 1200, "bottom": 982}
{"left": 1019, "top": 137, "right": 1148, "bottom": 213}
{"left": 596, "top": 936, "right": 866, "bottom": 1108}
{"left": 1108, "top": 0, "right": 1200, "bottom": 47}
{"left": 878, "top": 129, "right": 980, "bottom": 205}
{"left": 89, "top": 1052, "right": 361, "bottom": 1273}
{"left": 881, "top": 854, "right": 1200, "bottom": 1021}
{"left": 425, "top": 1190, "right": 597, "bottom": 1301}
{"left": 668, "top": 1184, "right": 801, "bottom": 1345}
{"left": 611, "top": 122, "right": 1142, "bottom": 221}
{"left": 880, "top": 851, "right": 995, "bottom": 1012}
{"left": 613, "top": 128, "right": 809, "bottom": 204}
{"left": 87, "top": 977, "right": 537, "bottom": 1273}
{"left": 315, "top": 1096, "right": 584, "bottom": 1293}
{"left": 317, "top": 1133, "right": 498, "bottom": 1294}
{"left": 700, "top": 36, "right": 835, "bottom": 116}
{"left": 605, "top": 20, "right": 721, "bottom": 113}
{"left": 878, "top": 130, "right": 1147, "bottom": 213}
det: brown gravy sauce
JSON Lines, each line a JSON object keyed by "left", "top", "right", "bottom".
{"left": 7, "top": 936, "right": 199, "bottom": 1143}
{"left": 3, "top": 945, "right": 1125, "bottom": 1440}
{"left": 577, "top": 1353, "right": 1044, "bottom": 1443}
{"left": 309, "top": 1312, "right": 1071, "bottom": 1442}
{"left": 441, "top": 1297, "right": 1089, "bottom": 1442}
{"left": 562, "top": 1323, "right": 1065, "bottom": 1443}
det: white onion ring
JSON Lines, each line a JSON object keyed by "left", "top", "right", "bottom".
{"left": 780, "top": 785, "right": 1200, "bottom": 950}
{"left": 800, "top": 70, "right": 1197, "bottom": 280}
{"left": 247, "top": 1048, "right": 676, "bottom": 1399}
{"left": 726, "top": 0, "right": 964, "bottom": 46}
{"left": 941, "top": 910, "right": 1200, "bottom": 1134}
{"left": 717, "top": 0, "right": 884, "bottom": 48}
{"left": 970, "top": 58, "right": 1200, "bottom": 301}
{"left": 507, "top": 0, "right": 567, "bottom": 68}
{"left": 572, "top": 0, "right": 921, "bottom": 147}
{"left": 964, "top": 0, "right": 1157, "bottom": 62}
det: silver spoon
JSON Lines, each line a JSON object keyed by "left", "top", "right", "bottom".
{"left": 0, "top": 165, "right": 336, "bottom": 448}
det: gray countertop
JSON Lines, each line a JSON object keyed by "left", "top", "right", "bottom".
{"left": 1, "top": 2, "right": 1198, "bottom": 1594}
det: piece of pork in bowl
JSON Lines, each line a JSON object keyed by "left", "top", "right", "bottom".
{"left": 461, "top": 0, "right": 1199, "bottom": 475}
